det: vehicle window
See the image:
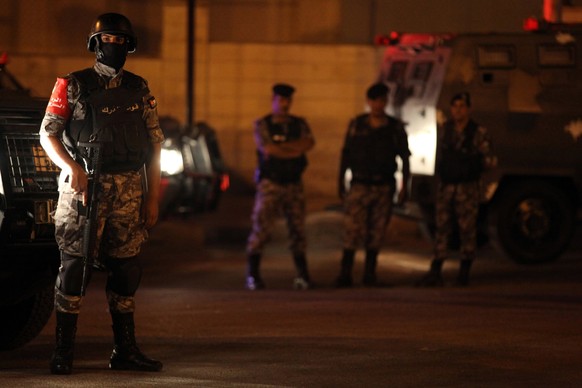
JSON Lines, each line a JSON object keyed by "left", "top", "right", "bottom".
{"left": 411, "top": 61, "right": 433, "bottom": 82}
{"left": 538, "top": 44, "right": 575, "bottom": 67}
{"left": 477, "top": 45, "right": 515, "bottom": 68}
{"left": 386, "top": 61, "right": 408, "bottom": 83}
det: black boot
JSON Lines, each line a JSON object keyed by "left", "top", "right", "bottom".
{"left": 109, "top": 312, "right": 163, "bottom": 372}
{"left": 246, "top": 253, "right": 265, "bottom": 290}
{"left": 455, "top": 259, "right": 473, "bottom": 287}
{"left": 50, "top": 312, "right": 78, "bottom": 375}
{"left": 363, "top": 249, "right": 378, "bottom": 286}
{"left": 416, "top": 259, "right": 444, "bottom": 287}
{"left": 335, "top": 249, "right": 355, "bottom": 288}
{"left": 292, "top": 252, "right": 311, "bottom": 290}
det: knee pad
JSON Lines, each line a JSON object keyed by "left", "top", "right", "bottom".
{"left": 54, "top": 287, "right": 83, "bottom": 314}
{"left": 107, "top": 289, "right": 135, "bottom": 314}
{"left": 106, "top": 256, "right": 142, "bottom": 296}
{"left": 56, "top": 252, "right": 91, "bottom": 296}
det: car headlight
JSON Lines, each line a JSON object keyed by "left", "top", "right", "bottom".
{"left": 160, "top": 148, "right": 184, "bottom": 176}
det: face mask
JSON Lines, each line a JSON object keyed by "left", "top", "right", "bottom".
{"left": 96, "top": 41, "right": 128, "bottom": 71}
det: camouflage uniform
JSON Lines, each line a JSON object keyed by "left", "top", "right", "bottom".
{"left": 40, "top": 61, "right": 164, "bottom": 314}
{"left": 45, "top": 13, "right": 163, "bottom": 375}
{"left": 434, "top": 120, "right": 495, "bottom": 261}
{"left": 247, "top": 178, "right": 306, "bottom": 254}
{"left": 246, "top": 113, "right": 314, "bottom": 289}
{"left": 337, "top": 112, "right": 410, "bottom": 286}
{"left": 343, "top": 183, "right": 394, "bottom": 250}
{"left": 416, "top": 91, "right": 497, "bottom": 288}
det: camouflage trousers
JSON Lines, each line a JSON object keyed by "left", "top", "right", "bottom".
{"left": 53, "top": 171, "right": 146, "bottom": 314}
{"left": 246, "top": 178, "right": 306, "bottom": 255}
{"left": 53, "top": 170, "right": 147, "bottom": 260}
{"left": 343, "top": 183, "right": 394, "bottom": 250}
{"left": 434, "top": 181, "right": 480, "bottom": 260}
{"left": 54, "top": 285, "right": 136, "bottom": 314}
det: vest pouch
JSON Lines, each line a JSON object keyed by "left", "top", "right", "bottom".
{"left": 122, "top": 121, "right": 147, "bottom": 152}
{"left": 347, "top": 122, "right": 397, "bottom": 181}
{"left": 263, "top": 155, "right": 306, "bottom": 184}
{"left": 259, "top": 115, "right": 308, "bottom": 184}
{"left": 66, "top": 117, "right": 94, "bottom": 163}
{"left": 283, "top": 155, "right": 307, "bottom": 182}
{"left": 438, "top": 120, "right": 483, "bottom": 184}
{"left": 439, "top": 151, "right": 482, "bottom": 184}
{"left": 100, "top": 121, "right": 148, "bottom": 172}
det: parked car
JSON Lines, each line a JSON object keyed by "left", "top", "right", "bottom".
{"left": 159, "top": 118, "right": 229, "bottom": 218}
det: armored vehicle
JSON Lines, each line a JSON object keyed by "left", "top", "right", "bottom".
{"left": 0, "top": 55, "right": 60, "bottom": 350}
{"left": 378, "top": 21, "right": 582, "bottom": 264}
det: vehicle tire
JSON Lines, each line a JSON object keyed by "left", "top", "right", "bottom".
{"left": 491, "top": 181, "right": 575, "bottom": 264}
{"left": 0, "top": 282, "right": 54, "bottom": 351}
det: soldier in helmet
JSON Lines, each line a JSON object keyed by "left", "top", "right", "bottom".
{"left": 335, "top": 82, "right": 410, "bottom": 287}
{"left": 39, "top": 13, "right": 163, "bottom": 374}
{"left": 245, "top": 83, "right": 315, "bottom": 290}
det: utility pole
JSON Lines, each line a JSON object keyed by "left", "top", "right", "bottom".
{"left": 186, "top": 0, "right": 196, "bottom": 129}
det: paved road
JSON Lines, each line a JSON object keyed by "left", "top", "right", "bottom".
{"left": 1, "top": 192, "right": 582, "bottom": 387}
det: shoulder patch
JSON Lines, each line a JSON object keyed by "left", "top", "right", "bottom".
{"left": 147, "top": 96, "right": 157, "bottom": 109}
{"left": 46, "top": 78, "right": 71, "bottom": 118}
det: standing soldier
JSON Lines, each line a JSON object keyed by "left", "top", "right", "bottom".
{"left": 416, "top": 92, "right": 496, "bottom": 287}
{"left": 246, "top": 83, "right": 315, "bottom": 290}
{"left": 335, "top": 83, "right": 411, "bottom": 287}
{"left": 39, "top": 13, "right": 163, "bottom": 374}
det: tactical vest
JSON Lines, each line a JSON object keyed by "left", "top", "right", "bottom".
{"left": 64, "top": 68, "right": 149, "bottom": 173}
{"left": 257, "top": 115, "right": 308, "bottom": 184}
{"left": 345, "top": 114, "right": 400, "bottom": 185}
{"left": 437, "top": 119, "right": 483, "bottom": 184}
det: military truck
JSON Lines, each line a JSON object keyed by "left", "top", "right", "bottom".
{"left": 0, "top": 55, "right": 60, "bottom": 350}
{"left": 377, "top": 20, "right": 582, "bottom": 264}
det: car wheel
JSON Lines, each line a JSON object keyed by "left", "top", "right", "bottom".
{"left": 0, "top": 282, "right": 54, "bottom": 350}
{"left": 492, "top": 181, "right": 575, "bottom": 264}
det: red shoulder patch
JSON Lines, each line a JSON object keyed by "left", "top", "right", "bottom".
{"left": 147, "top": 96, "right": 157, "bottom": 109}
{"left": 46, "top": 78, "right": 71, "bottom": 118}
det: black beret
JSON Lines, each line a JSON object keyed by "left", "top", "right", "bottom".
{"left": 451, "top": 92, "right": 471, "bottom": 107}
{"left": 272, "top": 83, "right": 295, "bottom": 97}
{"left": 366, "top": 83, "right": 389, "bottom": 99}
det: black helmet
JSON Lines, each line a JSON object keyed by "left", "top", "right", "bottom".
{"left": 87, "top": 13, "right": 137, "bottom": 53}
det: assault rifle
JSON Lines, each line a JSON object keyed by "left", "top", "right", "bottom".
{"left": 77, "top": 133, "right": 108, "bottom": 296}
